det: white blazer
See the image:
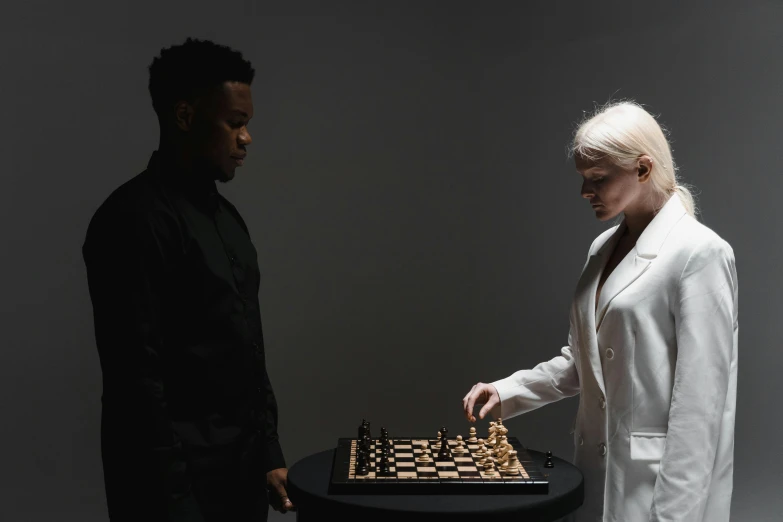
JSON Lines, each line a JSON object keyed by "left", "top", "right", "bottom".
{"left": 491, "top": 194, "right": 738, "bottom": 522}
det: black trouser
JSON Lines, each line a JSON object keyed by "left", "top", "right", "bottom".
{"left": 190, "top": 465, "right": 269, "bottom": 522}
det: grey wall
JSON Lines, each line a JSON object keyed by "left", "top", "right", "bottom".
{"left": 1, "top": 1, "right": 780, "bottom": 521}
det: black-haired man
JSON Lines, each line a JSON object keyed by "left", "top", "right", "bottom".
{"left": 82, "top": 37, "right": 292, "bottom": 522}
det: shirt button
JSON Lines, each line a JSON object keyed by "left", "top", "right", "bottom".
{"left": 599, "top": 397, "right": 606, "bottom": 410}
{"left": 605, "top": 348, "right": 614, "bottom": 359}
{"left": 599, "top": 443, "right": 607, "bottom": 456}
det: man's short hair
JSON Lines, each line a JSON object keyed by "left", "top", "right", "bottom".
{"left": 148, "top": 37, "right": 255, "bottom": 121}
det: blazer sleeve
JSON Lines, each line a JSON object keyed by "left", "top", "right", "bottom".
{"left": 490, "top": 327, "right": 581, "bottom": 419}
{"left": 83, "top": 209, "right": 204, "bottom": 522}
{"left": 649, "top": 239, "right": 738, "bottom": 522}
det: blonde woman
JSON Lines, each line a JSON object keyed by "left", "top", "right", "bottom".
{"left": 462, "top": 101, "right": 738, "bottom": 522}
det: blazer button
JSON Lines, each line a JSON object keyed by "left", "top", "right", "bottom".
{"left": 599, "top": 397, "right": 606, "bottom": 410}
{"left": 599, "top": 443, "right": 607, "bottom": 456}
{"left": 605, "top": 348, "right": 614, "bottom": 359}
{"left": 579, "top": 436, "right": 584, "bottom": 446}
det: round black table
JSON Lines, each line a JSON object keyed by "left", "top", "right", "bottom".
{"left": 287, "top": 448, "right": 583, "bottom": 521}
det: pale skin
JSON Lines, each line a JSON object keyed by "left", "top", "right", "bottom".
{"left": 462, "top": 152, "right": 670, "bottom": 423}
{"left": 162, "top": 81, "right": 294, "bottom": 513}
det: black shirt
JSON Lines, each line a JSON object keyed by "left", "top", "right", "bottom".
{"left": 82, "top": 149, "right": 285, "bottom": 519}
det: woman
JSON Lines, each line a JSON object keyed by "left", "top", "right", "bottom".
{"left": 462, "top": 101, "right": 738, "bottom": 522}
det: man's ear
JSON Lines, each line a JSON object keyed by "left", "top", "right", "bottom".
{"left": 174, "top": 101, "right": 195, "bottom": 132}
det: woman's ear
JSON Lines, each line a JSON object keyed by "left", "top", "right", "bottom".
{"left": 638, "top": 155, "right": 653, "bottom": 183}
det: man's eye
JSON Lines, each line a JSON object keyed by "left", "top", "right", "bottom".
{"left": 229, "top": 121, "right": 245, "bottom": 128}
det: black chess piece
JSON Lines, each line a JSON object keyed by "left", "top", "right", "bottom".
{"left": 545, "top": 451, "right": 554, "bottom": 468}
{"left": 378, "top": 452, "right": 391, "bottom": 475}
{"left": 379, "top": 427, "right": 389, "bottom": 445}
{"left": 356, "top": 447, "right": 369, "bottom": 475}
{"left": 438, "top": 434, "right": 450, "bottom": 461}
{"left": 358, "top": 420, "right": 366, "bottom": 440}
{"left": 362, "top": 434, "right": 372, "bottom": 454}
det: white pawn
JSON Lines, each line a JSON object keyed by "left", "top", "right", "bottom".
{"left": 418, "top": 442, "right": 431, "bottom": 461}
{"left": 475, "top": 443, "right": 486, "bottom": 458}
{"left": 468, "top": 427, "right": 478, "bottom": 443}
{"left": 453, "top": 435, "right": 466, "bottom": 453}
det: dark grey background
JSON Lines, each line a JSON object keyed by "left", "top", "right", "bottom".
{"left": 1, "top": 1, "right": 780, "bottom": 521}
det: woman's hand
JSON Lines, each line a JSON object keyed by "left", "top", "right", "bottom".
{"left": 462, "top": 382, "right": 500, "bottom": 422}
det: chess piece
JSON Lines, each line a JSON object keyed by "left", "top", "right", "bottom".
{"left": 453, "top": 435, "right": 467, "bottom": 453}
{"left": 545, "top": 451, "right": 554, "bottom": 468}
{"left": 379, "top": 452, "right": 391, "bottom": 474}
{"left": 438, "top": 433, "right": 450, "bottom": 461}
{"left": 356, "top": 447, "right": 369, "bottom": 475}
{"left": 483, "top": 460, "right": 495, "bottom": 475}
{"left": 475, "top": 443, "right": 486, "bottom": 458}
{"left": 506, "top": 449, "right": 521, "bottom": 472}
{"left": 379, "top": 427, "right": 389, "bottom": 445}
{"left": 468, "top": 427, "right": 478, "bottom": 443}
{"left": 418, "top": 442, "right": 430, "bottom": 461}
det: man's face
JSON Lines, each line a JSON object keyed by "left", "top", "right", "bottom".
{"left": 575, "top": 153, "right": 643, "bottom": 222}
{"left": 189, "top": 81, "right": 253, "bottom": 183}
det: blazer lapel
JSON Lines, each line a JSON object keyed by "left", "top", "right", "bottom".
{"left": 595, "top": 194, "right": 688, "bottom": 330}
{"left": 574, "top": 226, "right": 623, "bottom": 398}
{"left": 595, "top": 248, "right": 652, "bottom": 330}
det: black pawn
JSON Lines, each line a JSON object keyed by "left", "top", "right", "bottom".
{"left": 358, "top": 420, "right": 366, "bottom": 441}
{"left": 378, "top": 452, "right": 391, "bottom": 474}
{"left": 545, "top": 451, "right": 554, "bottom": 468}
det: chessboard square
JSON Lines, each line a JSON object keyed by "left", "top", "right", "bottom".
{"left": 438, "top": 471, "right": 460, "bottom": 478}
{"left": 417, "top": 466, "right": 437, "bottom": 472}
{"left": 457, "top": 466, "right": 479, "bottom": 472}
{"left": 468, "top": 445, "right": 479, "bottom": 449}
{"left": 396, "top": 462, "right": 415, "bottom": 468}
{"left": 418, "top": 471, "right": 439, "bottom": 477}
{"left": 435, "top": 462, "right": 455, "bottom": 467}
{"left": 454, "top": 457, "right": 474, "bottom": 463}
{"left": 397, "top": 471, "right": 417, "bottom": 478}
{"left": 395, "top": 453, "right": 414, "bottom": 459}
{"left": 395, "top": 445, "right": 412, "bottom": 450}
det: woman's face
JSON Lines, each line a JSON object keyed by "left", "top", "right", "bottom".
{"left": 575, "top": 153, "right": 650, "bottom": 222}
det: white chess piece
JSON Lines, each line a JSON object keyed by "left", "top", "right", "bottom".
{"left": 418, "top": 442, "right": 430, "bottom": 461}
{"left": 453, "top": 435, "right": 466, "bottom": 453}
{"left": 468, "top": 427, "right": 478, "bottom": 443}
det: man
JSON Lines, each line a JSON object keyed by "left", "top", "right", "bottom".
{"left": 82, "top": 37, "right": 293, "bottom": 522}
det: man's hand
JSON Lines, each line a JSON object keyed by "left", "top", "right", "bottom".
{"left": 462, "top": 382, "right": 500, "bottom": 422}
{"left": 266, "top": 467, "right": 295, "bottom": 513}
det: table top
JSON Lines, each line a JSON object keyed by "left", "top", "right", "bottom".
{"left": 287, "top": 446, "right": 583, "bottom": 520}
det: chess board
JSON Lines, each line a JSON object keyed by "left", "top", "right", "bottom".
{"left": 329, "top": 435, "right": 549, "bottom": 494}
